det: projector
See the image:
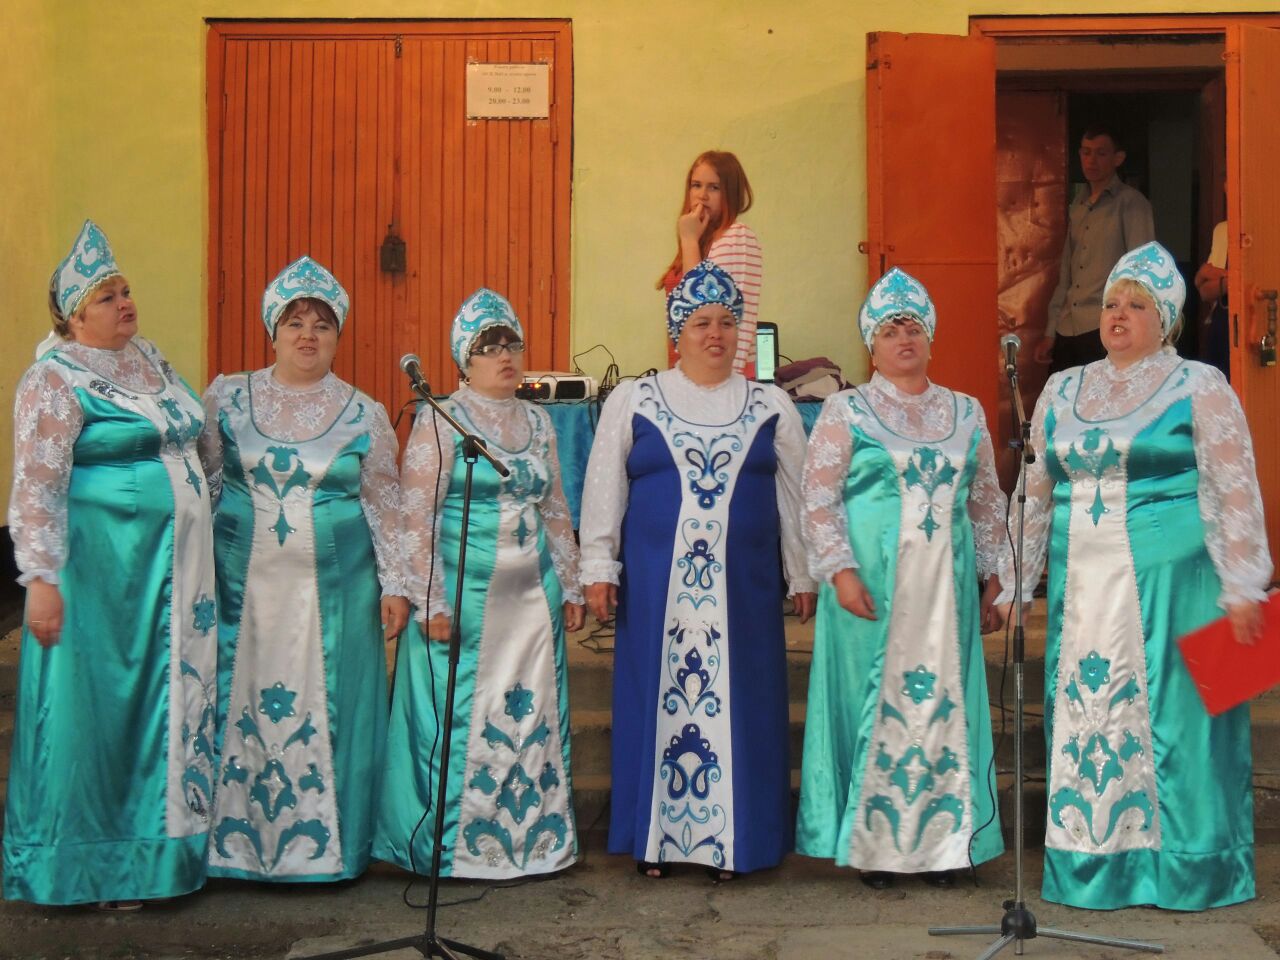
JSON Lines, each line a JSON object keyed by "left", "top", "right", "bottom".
{"left": 518, "top": 372, "right": 598, "bottom": 401}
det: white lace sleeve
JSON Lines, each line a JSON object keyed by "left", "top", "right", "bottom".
{"left": 770, "top": 387, "right": 817, "bottom": 595}
{"left": 197, "top": 375, "right": 228, "bottom": 507}
{"left": 578, "top": 380, "right": 638, "bottom": 586}
{"left": 801, "top": 393, "right": 858, "bottom": 584}
{"left": 536, "top": 410, "right": 584, "bottom": 605}
{"left": 1009, "top": 377, "right": 1059, "bottom": 603}
{"left": 9, "top": 363, "right": 83, "bottom": 586}
{"left": 967, "top": 405, "right": 1014, "bottom": 586}
{"left": 1191, "top": 366, "right": 1273, "bottom": 607}
{"left": 360, "top": 402, "right": 409, "bottom": 598}
{"left": 401, "top": 407, "right": 456, "bottom": 621}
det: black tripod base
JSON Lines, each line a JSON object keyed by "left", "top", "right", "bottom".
{"left": 296, "top": 933, "right": 505, "bottom": 960}
{"left": 929, "top": 899, "right": 1164, "bottom": 958}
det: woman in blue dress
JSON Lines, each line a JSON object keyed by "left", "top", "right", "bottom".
{"left": 375, "top": 288, "right": 585, "bottom": 879}
{"left": 579, "top": 260, "right": 817, "bottom": 880}
{"left": 6, "top": 221, "right": 218, "bottom": 908}
{"left": 1015, "top": 242, "right": 1270, "bottom": 910}
{"left": 199, "top": 257, "right": 409, "bottom": 883}
{"left": 794, "top": 268, "right": 1010, "bottom": 890}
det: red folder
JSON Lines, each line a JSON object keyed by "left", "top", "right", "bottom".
{"left": 1177, "top": 592, "right": 1280, "bottom": 716}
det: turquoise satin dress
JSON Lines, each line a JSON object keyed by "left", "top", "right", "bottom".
{"left": 1039, "top": 360, "right": 1254, "bottom": 910}
{"left": 205, "top": 372, "right": 388, "bottom": 882}
{"left": 4, "top": 340, "right": 218, "bottom": 905}
{"left": 374, "top": 396, "right": 576, "bottom": 879}
{"left": 796, "top": 386, "right": 1003, "bottom": 873}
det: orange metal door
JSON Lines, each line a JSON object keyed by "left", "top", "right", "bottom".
{"left": 866, "top": 32, "right": 999, "bottom": 430}
{"left": 207, "top": 22, "right": 572, "bottom": 423}
{"left": 1225, "top": 24, "right": 1280, "bottom": 569}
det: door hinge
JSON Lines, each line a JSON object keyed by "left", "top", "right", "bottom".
{"left": 394, "top": 36, "right": 403, "bottom": 58}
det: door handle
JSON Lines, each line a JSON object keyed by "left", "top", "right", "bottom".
{"left": 1258, "top": 289, "right": 1277, "bottom": 367}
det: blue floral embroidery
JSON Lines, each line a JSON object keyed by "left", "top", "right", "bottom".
{"left": 675, "top": 519, "right": 723, "bottom": 606}
{"left": 663, "top": 620, "right": 722, "bottom": 718}
{"left": 672, "top": 431, "right": 743, "bottom": 509}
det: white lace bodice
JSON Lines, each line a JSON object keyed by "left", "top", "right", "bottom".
{"left": 1018, "top": 349, "right": 1272, "bottom": 607}
{"left": 801, "top": 373, "right": 1012, "bottom": 585}
{"left": 198, "top": 368, "right": 408, "bottom": 597}
{"left": 9, "top": 337, "right": 195, "bottom": 585}
{"left": 577, "top": 366, "right": 817, "bottom": 594}
{"left": 401, "top": 384, "right": 583, "bottom": 619}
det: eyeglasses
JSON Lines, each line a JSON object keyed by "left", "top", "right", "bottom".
{"left": 471, "top": 341, "right": 526, "bottom": 358}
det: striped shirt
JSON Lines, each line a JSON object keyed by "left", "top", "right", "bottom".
{"left": 708, "top": 222, "right": 763, "bottom": 376}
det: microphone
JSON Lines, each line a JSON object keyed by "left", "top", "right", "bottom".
{"left": 400, "top": 353, "right": 430, "bottom": 396}
{"left": 1001, "top": 333, "right": 1021, "bottom": 378}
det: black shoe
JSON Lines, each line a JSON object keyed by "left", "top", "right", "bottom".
{"left": 860, "top": 871, "right": 893, "bottom": 890}
{"left": 922, "top": 870, "right": 956, "bottom": 888}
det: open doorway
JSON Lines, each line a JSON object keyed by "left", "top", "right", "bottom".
{"left": 992, "top": 35, "right": 1226, "bottom": 416}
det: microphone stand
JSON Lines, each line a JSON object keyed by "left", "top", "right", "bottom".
{"left": 928, "top": 360, "right": 1162, "bottom": 958}
{"left": 301, "top": 375, "right": 508, "bottom": 960}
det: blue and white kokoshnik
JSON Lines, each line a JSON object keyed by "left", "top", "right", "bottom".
{"left": 53, "top": 219, "right": 123, "bottom": 320}
{"left": 858, "top": 267, "right": 937, "bottom": 350}
{"left": 261, "top": 256, "right": 350, "bottom": 337}
{"left": 666, "top": 259, "right": 744, "bottom": 344}
{"left": 1105, "top": 241, "right": 1186, "bottom": 334}
{"left": 451, "top": 287, "right": 525, "bottom": 369}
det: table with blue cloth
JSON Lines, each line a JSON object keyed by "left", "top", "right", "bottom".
{"left": 541, "top": 396, "right": 823, "bottom": 527}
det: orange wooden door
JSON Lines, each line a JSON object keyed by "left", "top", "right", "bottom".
{"left": 207, "top": 22, "right": 572, "bottom": 421}
{"left": 865, "top": 32, "right": 999, "bottom": 431}
{"left": 397, "top": 33, "right": 570, "bottom": 397}
{"left": 1225, "top": 24, "right": 1280, "bottom": 569}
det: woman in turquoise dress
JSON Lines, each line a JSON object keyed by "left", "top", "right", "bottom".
{"left": 199, "top": 256, "right": 409, "bottom": 882}
{"left": 795, "top": 268, "right": 1010, "bottom": 889}
{"left": 374, "top": 288, "right": 585, "bottom": 879}
{"left": 5, "top": 221, "right": 218, "bottom": 907}
{"left": 1016, "top": 242, "right": 1271, "bottom": 910}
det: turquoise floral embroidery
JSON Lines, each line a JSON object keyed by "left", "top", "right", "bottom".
{"left": 192, "top": 594, "right": 216, "bottom": 635}
{"left": 470, "top": 766, "right": 499, "bottom": 795}
{"left": 1065, "top": 427, "right": 1121, "bottom": 525}
{"left": 902, "top": 447, "right": 957, "bottom": 541}
{"left": 250, "top": 446, "right": 311, "bottom": 545}
{"left": 464, "top": 683, "right": 569, "bottom": 868}
{"left": 901, "top": 664, "right": 937, "bottom": 705}
{"left": 505, "top": 683, "right": 535, "bottom": 721}
{"left": 496, "top": 764, "right": 539, "bottom": 824}
{"left": 259, "top": 682, "right": 298, "bottom": 724}
{"left": 1050, "top": 659, "right": 1155, "bottom": 846}
{"left": 1078, "top": 651, "right": 1111, "bottom": 695}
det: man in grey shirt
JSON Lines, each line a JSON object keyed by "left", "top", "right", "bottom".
{"left": 1035, "top": 125, "right": 1156, "bottom": 373}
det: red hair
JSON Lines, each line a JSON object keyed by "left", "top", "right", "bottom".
{"left": 657, "top": 151, "right": 755, "bottom": 288}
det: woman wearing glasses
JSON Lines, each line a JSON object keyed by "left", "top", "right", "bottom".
{"left": 375, "top": 288, "right": 586, "bottom": 879}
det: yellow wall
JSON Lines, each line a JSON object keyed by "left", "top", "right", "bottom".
{"left": 1, "top": 0, "right": 55, "bottom": 521}
{"left": 2, "top": 0, "right": 1275, "bottom": 520}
